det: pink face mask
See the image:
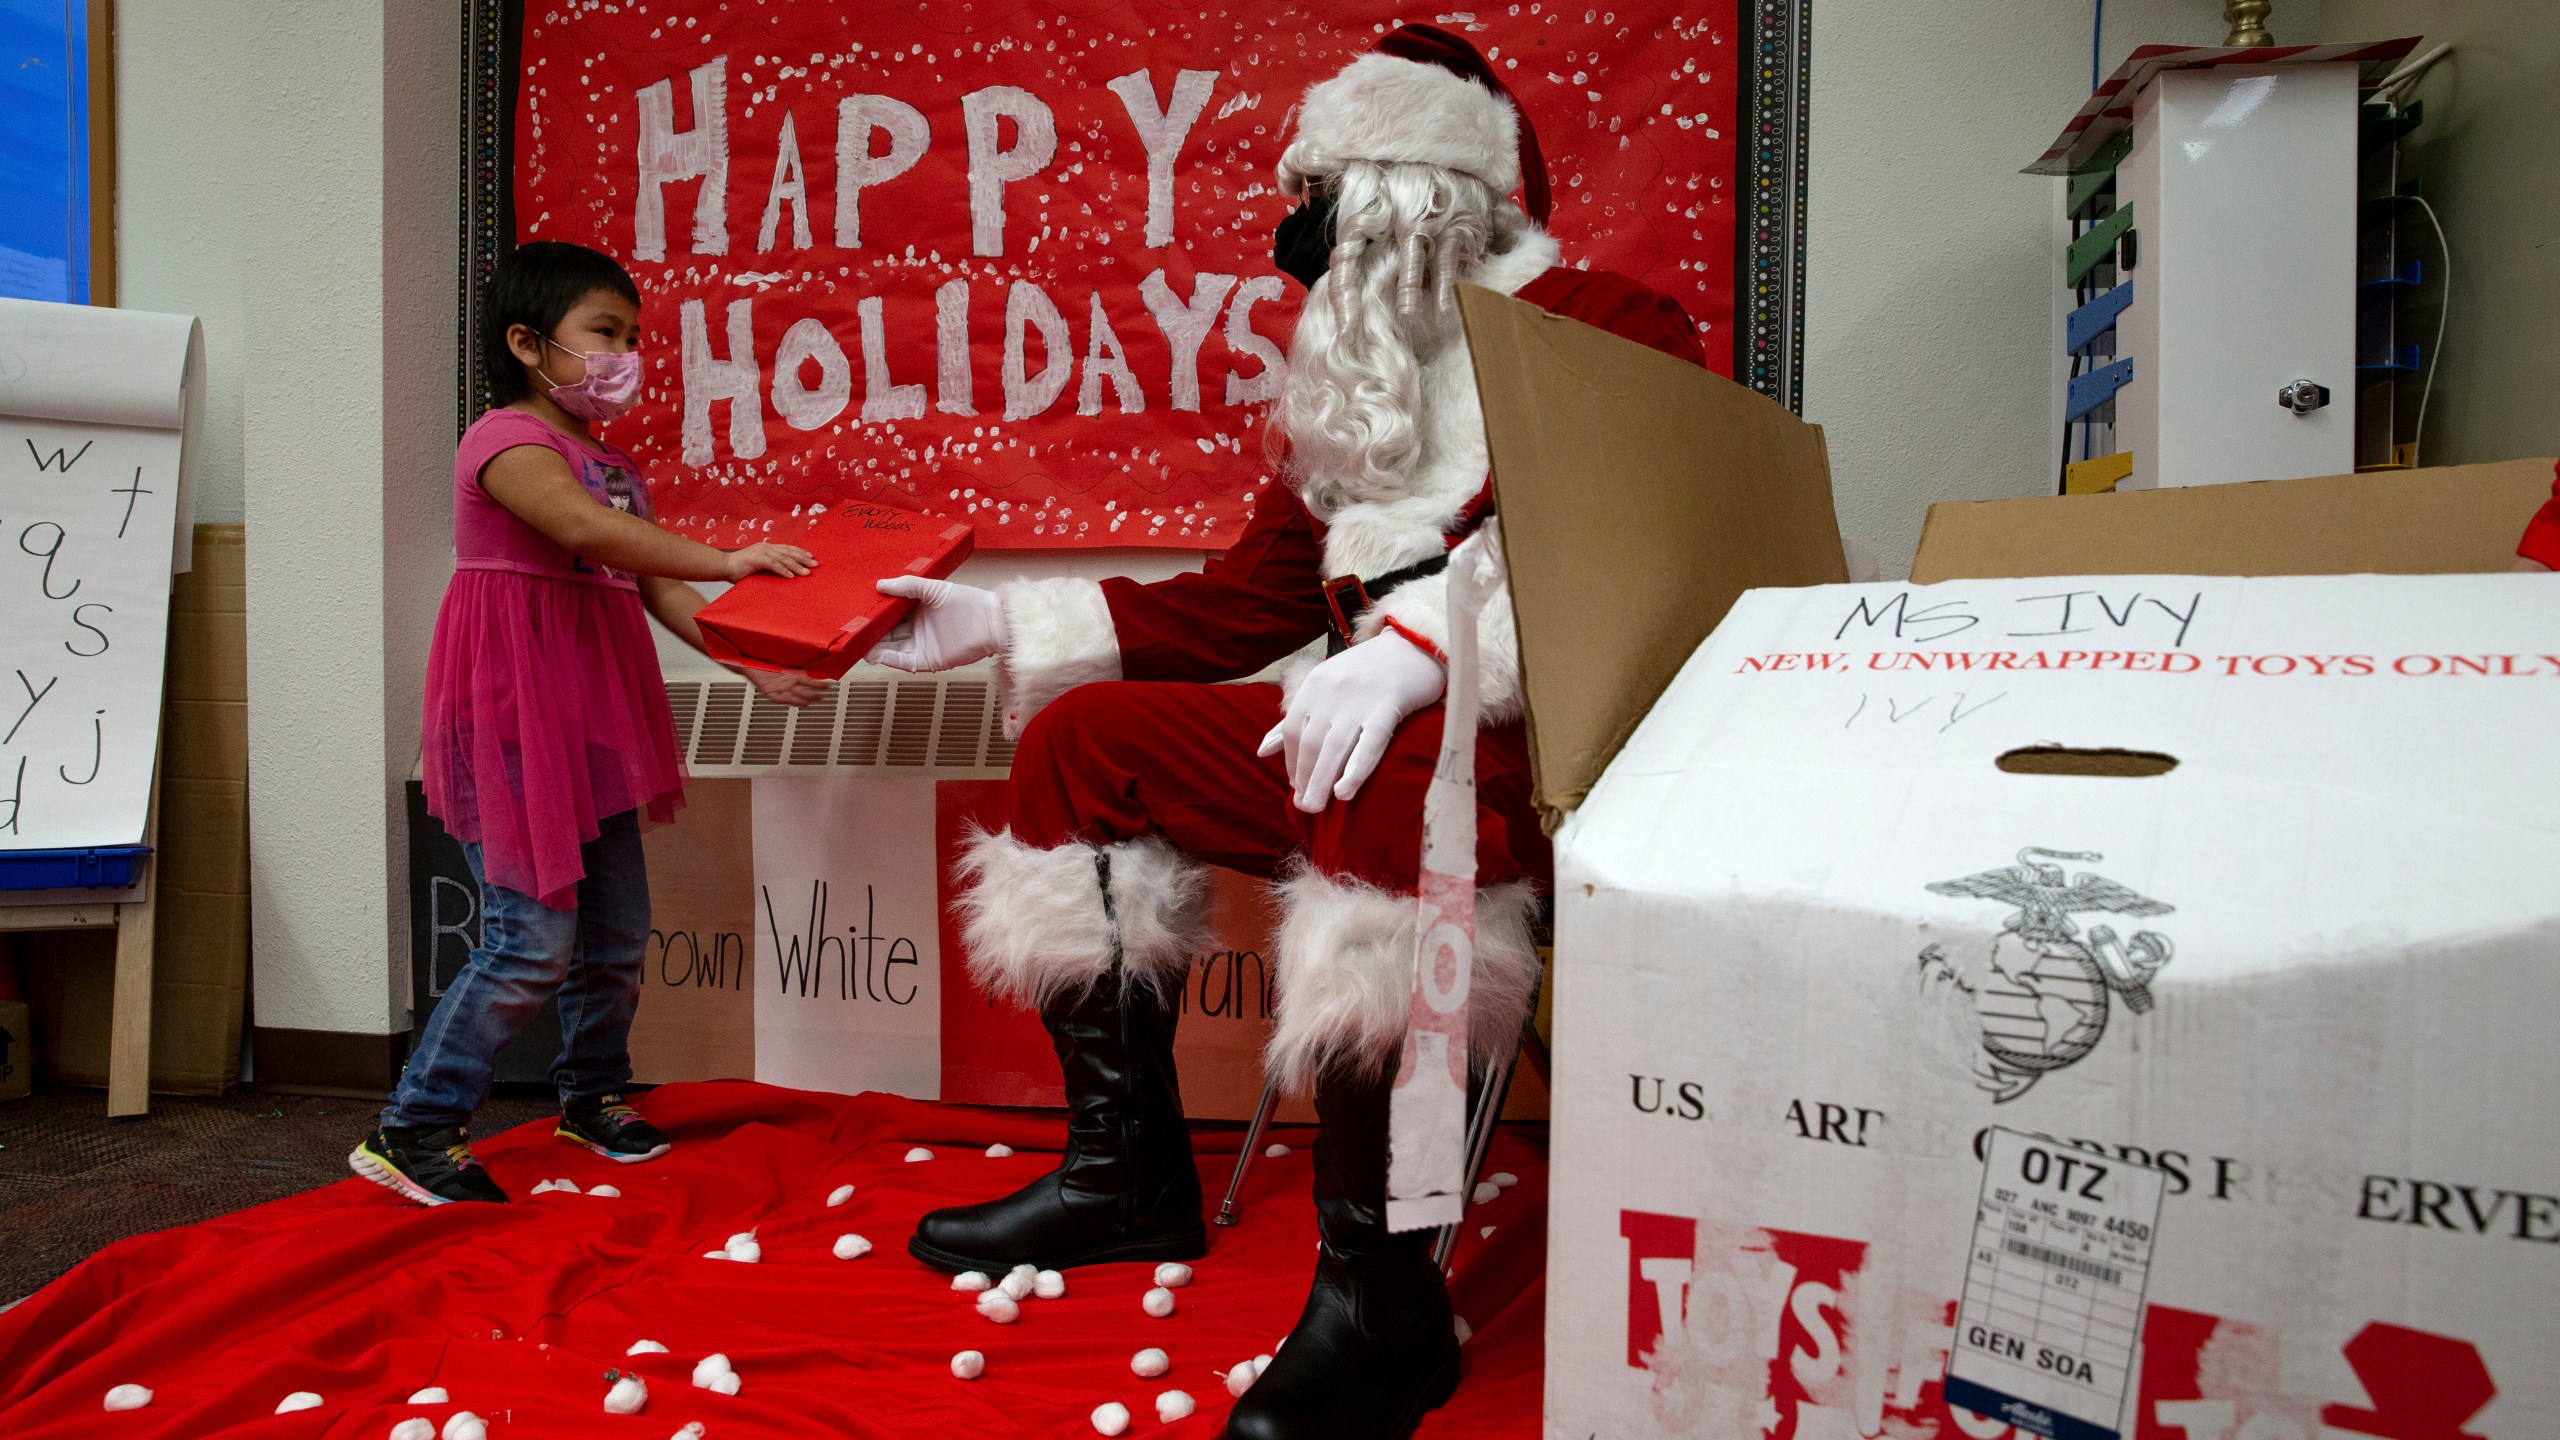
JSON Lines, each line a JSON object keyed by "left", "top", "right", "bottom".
{"left": 540, "top": 336, "right": 644, "bottom": 422}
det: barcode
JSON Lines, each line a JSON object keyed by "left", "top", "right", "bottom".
{"left": 2004, "top": 1238, "right": 2123, "bottom": 1286}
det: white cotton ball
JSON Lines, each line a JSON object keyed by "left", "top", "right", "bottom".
{"left": 904, "top": 1147, "right": 934, "bottom": 1162}
{"left": 1253, "top": 1354, "right": 1273, "bottom": 1375}
{"left": 1489, "top": 1171, "right": 1519, "bottom": 1189}
{"left": 1009, "top": 1262, "right": 1038, "bottom": 1279}
{"left": 627, "top": 1339, "right": 670, "bottom": 1356}
{"left": 671, "top": 1425, "right": 706, "bottom": 1440}
{"left": 708, "top": 1372, "right": 741, "bottom": 1397}
{"left": 951, "top": 1271, "right": 992, "bottom": 1292}
{"left": 976, "top": 1290, "right": 1021, "bottom": 1324}
{"left": 530, "top": 1180, "right": 559, "bottom": 1194}
{"left": 277, "top": 1392, "right": 324, "bottom": 1414}
{"left": 1480, "top": 1226, "right": 1496, "bottom": 1239}
{"left": 407, "top": 1387, "right": 450, "bottom": 1404}
{"left": 1471, "top": 1181, "right": 1501, "bottom": 1204}
{"left": 949, "top": 1350, "right": 986, "bottom": 1380}
{"left": 1033, "top": 1269, "right": 1067, "bottom": 1299}
{"left": 998, "top": 1270, "right": 1036, "bottom": 1301}
{"left": 555, "top": 1179, "right": 581, "bottom": 1194}
{"left": 1156, "top": 1390, "right": 1197, "bottom": 1422}
{"left": 604, "top": 1374, "right": 649, "bottom": 1414}
{"left": 588, "top": 1184, "right": 621, "bottom": 1198}
{"left": 102, "top": 1385, "right": 152, "bottom": 1411}
{"left": 832, "top": 1234, "right": 872, "bottom": 1260}
{"left": 724, "top": 1231, "right": 757, "bottom": 1251}
{"left": 726, "top": 1238, "right": 762, "bottom": 1264}
{"left": 443, "top": 1412, "right": 488, "bottom": 1440}
{"left": 690, "top": 1355, "right": 734, "bottom": 1388}
{"left": 984, "top": 1143, "right": 1013, "bottom": 1158}
{"left": 1130, "top": 1347, "right": 1171, "bottom": 1378}
{"left": 391, "top": 1419, "right": 436, "bottom": 1440}
{"left": 1141, "top": 1285, "right": 1177, "bottom": 1318}
{"left": 1152, "top": 1262, "right": 1192, "bottom": 1289}
{"left": 1264, "top": 1142, "right": 1292, "bottom": 1157}
{"left": 1224, "top": 1362, "right": 1258, "bottom": 1398}
{"left": 1453, "top": 1315, "right": 1474, "bottom": 1345}
{"left": 827, "top": 1183, "right": 855, "bottom": 1207}
{"left": 701, "top": 1250, "right": 729, "bottom": 1260}
{"left": 1091, "top": 1401, "right": 1132, "bottom": 1437}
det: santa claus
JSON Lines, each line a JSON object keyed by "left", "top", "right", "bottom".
{"left": 867, "top": 25, "right": 1705, "bottom": 1439}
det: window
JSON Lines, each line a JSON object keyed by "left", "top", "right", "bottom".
{"left": 0, "top": 0, "right": 110, "bottom": 304}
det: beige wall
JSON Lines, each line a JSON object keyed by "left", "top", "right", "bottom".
{"left": 2323, "top": 1, "right": 2559, "bottom": 468}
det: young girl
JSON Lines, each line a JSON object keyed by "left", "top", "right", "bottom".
{"left": 353, "top": 240, "right": 821, "bottom": 1205}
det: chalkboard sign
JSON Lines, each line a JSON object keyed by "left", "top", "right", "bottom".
{"left": 0, "top": 298, "right": 200, "bottom": 854}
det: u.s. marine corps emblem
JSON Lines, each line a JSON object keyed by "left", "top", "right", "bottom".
{"left": 1917, "top": 848, "right": 2175, "bottom": 1102}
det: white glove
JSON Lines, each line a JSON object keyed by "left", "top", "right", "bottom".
{"left": 1258, "top": 629, "right": 1447, "bottom": 813}
{"left": 866, "top": 576, "right": 1006, "bottom": 671}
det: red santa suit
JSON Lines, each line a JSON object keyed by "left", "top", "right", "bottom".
{"left": 961, "top": 243, "right": 1707, "bottom": 1091}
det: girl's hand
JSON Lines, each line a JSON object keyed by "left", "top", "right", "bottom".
{"left": 727, "top": 542, "right": 817, "bottom": 580}
{"left": 744, "top": 667, "right": 830, "bottom": 709}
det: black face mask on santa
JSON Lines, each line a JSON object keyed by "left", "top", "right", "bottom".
{"left": 1272, "top": 192, "right": 1339, "bottom": 289}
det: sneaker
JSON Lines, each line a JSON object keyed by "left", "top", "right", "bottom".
{"left": 349, "top": 1125, "right": 510, "bottom": 1206}
{"left": 557, "top": 1093, "right": 671, "bottom": 1163}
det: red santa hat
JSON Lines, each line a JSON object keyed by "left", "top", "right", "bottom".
{"left": 1283, "top": 24, "right": 1553, "bottom": 224}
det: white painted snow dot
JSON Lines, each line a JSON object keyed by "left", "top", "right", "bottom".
{"left": 1142, "top": 1285, "right": 1177, "bottom": 1317}
{"left": 827, "top": 1184, "right": 855, "bottom": 1207}
{"left": 950, "top": 1349, "right": 985, "bottom": 1380}
{"left": 604, "top": 1374, "right": 649, "bottom": 1414}
{"left": 1091, "top": 1401, "right": 1132, "bottom": 1436}
{"left": 1131, "top": 1347, "right": 1170, "bottom": 1378}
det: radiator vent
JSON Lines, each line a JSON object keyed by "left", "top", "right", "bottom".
{"left": 669, "top": 669, "right": 1011, "bottom": 778}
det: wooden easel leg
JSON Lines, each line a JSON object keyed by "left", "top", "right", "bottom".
{"left": 106, "top": 902, "right": 156, "bottom": 1119}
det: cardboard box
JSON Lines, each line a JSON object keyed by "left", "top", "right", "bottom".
{"left": 1912, "top": 457, "right": 2557, "bottom": 583}
{"left": 1457, "top": 286, "right": 1848, "bottom": 832}
{"left": 1546, "top": 571, "right": 2560, "bottom": 1438}
{"left": 695, "top": 503, "right": 974, "bottom": 678}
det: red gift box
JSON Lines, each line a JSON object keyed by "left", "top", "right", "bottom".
{"left": 694, "top": 503, "right": 975, "bottom": 678}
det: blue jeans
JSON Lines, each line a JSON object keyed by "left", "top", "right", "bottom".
{"left": 382, "top": 810, "right": 651, "bottom": 1129}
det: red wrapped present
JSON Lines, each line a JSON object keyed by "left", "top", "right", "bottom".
{"left": 694, "top": 502, "right": 975, "bottom": 678}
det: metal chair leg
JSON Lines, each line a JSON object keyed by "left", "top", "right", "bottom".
{"left": 1215, "top": 1071, "right": 1284, "bottom": 1226}
{"left": 1431, "top": 1021, "right": 1530, "bottom": 1271}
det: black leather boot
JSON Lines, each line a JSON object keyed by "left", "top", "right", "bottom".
{"left": 908, "top": 942, "right": 1205, "bottom": 1273}
{"left": 1221, "top": 1059, "right": 1462, "bottom": 1440}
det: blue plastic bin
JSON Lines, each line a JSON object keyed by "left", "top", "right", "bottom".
{"left": 0, "top": 846, "right": 154, "bottom": 890}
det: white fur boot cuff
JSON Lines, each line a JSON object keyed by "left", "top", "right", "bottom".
{"left": 1265, "top": 868, "right": 1541, "bottom": 1093}
{"left": 954, "top": 830, "right": 1212, "bottom": 1009}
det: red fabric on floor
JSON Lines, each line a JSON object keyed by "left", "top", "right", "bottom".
{"left": 0, "top": 1083, "right": 1547, "bottom": 1438}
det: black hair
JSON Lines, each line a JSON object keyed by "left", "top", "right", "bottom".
{"left": 482, "top": 240, "right": 642, "bottom": 406}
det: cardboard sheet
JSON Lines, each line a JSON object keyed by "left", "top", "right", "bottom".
{"left": 1456, "top": 286, "right": 1845, "bottom": 832}
{"left": 1911, "top": 456, "right": 2557, "bottom": 582}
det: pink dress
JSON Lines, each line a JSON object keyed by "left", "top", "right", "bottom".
{"left": 423, "top": 409, "right": 685, "bottom": 909}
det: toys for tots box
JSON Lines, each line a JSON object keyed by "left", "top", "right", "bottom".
{"left": 1546, "top": 573, "right": 2559, "bottom": 1440}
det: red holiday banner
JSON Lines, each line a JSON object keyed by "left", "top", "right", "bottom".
{"left": 515, "top": 1, "right": 1741, "bottom": 549}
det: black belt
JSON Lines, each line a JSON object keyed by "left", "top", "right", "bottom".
{"left": 1322, "top": 553, "right": 1451, "bottom": 656}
